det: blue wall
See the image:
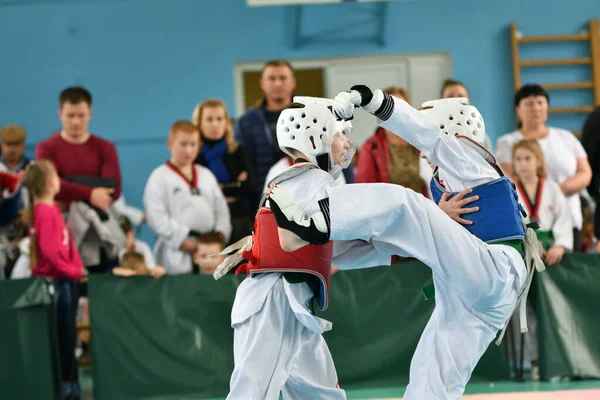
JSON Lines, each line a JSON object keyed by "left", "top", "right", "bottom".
{"left": 0, "top": 0, "right": 598, "bottom": 243}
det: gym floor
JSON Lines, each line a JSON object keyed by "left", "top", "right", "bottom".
{"left": 79, "top": 367, "right": 600, "bottom": 400}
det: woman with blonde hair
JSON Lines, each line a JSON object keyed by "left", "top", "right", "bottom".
{"left": 193, "top": 99, "right": 255, "bottom": 243}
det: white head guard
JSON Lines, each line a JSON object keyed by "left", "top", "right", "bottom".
{"left": 419, "top": 98, "right": 486, "bottom": 145}
{"left": 277, "top": 96, "right": 356, "bottom": 178}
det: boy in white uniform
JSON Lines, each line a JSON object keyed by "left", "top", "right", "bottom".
{"left": 144, "top": 120, "right": 231, "bottom": 275}
{"left": 213, "top": 99, "right": 361, "bottom": 400}
{"left": 267, "top": 87, "right": 545, "bottom": 400}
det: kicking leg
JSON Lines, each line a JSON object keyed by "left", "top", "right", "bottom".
{"left": 325, "top": 183, "right": 525, "bottom": 315}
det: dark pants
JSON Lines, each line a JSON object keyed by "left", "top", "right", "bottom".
{"left": 573, "top": 228, "right": 582, "bottom": 252}
{"left": 52, "top": 279, "right": 79, "bottom": 383}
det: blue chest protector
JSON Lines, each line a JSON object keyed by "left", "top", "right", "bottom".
{"left": 430, "top": 173, "right": 526, "bottom": 243}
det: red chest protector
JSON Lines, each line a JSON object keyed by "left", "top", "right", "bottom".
{"left": 236, "top": 207, "right": 333, "bottom": 311}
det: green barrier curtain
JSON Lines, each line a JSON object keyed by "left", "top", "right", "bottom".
{"left": 88, "top": 262, "right": 508, "bottom": 400}
{"left": 0, "top": 277, "right": 57, "bottom": 400}
{"left": 536, "top": 253, "right": 600, "bottom": 380}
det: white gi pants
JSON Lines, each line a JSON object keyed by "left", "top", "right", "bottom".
{"left": 227, "top": 274, "right": 345, "bottom": 400}
{"left": 326, "top": 183, "right": 528, "bottom": 400}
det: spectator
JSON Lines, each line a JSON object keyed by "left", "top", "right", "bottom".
{"left": 193, "top": 99, "right": 255, "bottom": 243}
{"left": 0, "top": 124, "right": 31, "bottom": 172}
{"left": 509, "top": 139, "right": 572, "bottom": 381}
{"left": 582, "top": 107, "right": 600, "bottom": 197}
{"left": 112, "top": 251, "right": 166, "bottom": 280}
{"left": 440, "top": 79, "right": 493, "bottom": 150}
{"left": 0, "top": 170, "right": 22, "bottom": 225}
{"left": 581, "top": 107, "right": 600, "bottom": 252}
{"left": 496, "top": 84, "right": 592, "bottom": 251}
{"left": 0, "top": 171, "right": 25, "bottom": 279}
{"left": 355, "top": 86, "right": 431, "bottom": 198}
{"left": 144, "top": 121, "right": 231, "bottom": 275}
{"left": 117, "top": 216, "right": 155, "bottom": 268}
{"left": 0, "top": 125, "right": 31, "bottom": 265}
{"left": 192, "top": 232, "right": 226, "bottom": 276}
{"left": 512, "top": 139, "right": 573, "bottom": 261}
{"left": 22, "top": 160, "right": 85, "bottom": 399}
{"left": 440, "top": 79, "right": 470, "bottom": 99}
{"left": 36, "top": 86, "right": 123, "bottom": 271}
{"left": 235, "top": 60, "right": 296, "bottom": 198}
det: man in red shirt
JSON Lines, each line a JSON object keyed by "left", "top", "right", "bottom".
{"left": 36, "top": 86, "right": 122, "bottom": 273}
{"left": 36, "top": 86, "right": 121, "bottom": 211}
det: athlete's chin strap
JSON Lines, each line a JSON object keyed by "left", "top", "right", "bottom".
{"left": 495, "top": 227, "right": 545, "bottom": 345}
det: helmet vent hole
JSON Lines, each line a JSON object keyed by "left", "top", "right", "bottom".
{"left": 466, "top": 120, "right": 471, "bottom": 125}
{"left": 309, "top": 136, "right": 317, "bottom": 150}
{"left": 296, "top": 124, "right": 301, "bottom": 129}
{"left": 440, "top": 124, "right": 445, "bottom": 129}
{"left": 289, "top": 116, "right": 294, "bottom": 122}
{"left": 449, "top": 115, "right": 454, "bottom": 121}
{"left": 313, "top": 118, "right": 318, "bottom": 124}
{"left": 471, "top": 112, "right": 476, "bottom": 118}
{"left": 322, "top": 127, "right": 327, "bottom": 132}
{"left": 291, "top": 135, "right": 296, "bottom": 140}
{"left": 460, "top": 110, "right": 464, "bottom": 115}
{"left": 477, "top": 123, "right": 482, "bottom": 129}
{"left": 301, "top": 113, "right": 306, "bottom": 118}
{"left": 285, "top": 127, "right": 290, "bottom": 133}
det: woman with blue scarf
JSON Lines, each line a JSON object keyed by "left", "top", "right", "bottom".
{"left": 193, "top": 99, "right": 255, "bottom": 244}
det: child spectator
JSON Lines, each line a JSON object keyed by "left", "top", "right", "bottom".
{"left": 22, "top": 160, "right": 85, "bottom": 399}
{"left": 112, "top": 250, "right": 166, "bottom": 279}
{"left": 511, "top": 139, "right": 573, "bottom": 380}
{"left": 143, "top": 121, "right": 231, "bottom": 275}
{"left": 118, "top": 216, "right": 155, "bottom": 268}
{"left": 192, "top": 232, "right": 226, "bottom": 276}
{"left": 512, "top": 139, "right": 573, "bottom": 262}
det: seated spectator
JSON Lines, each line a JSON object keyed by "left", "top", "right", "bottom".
{"left": 112, "top": 251, "right": 166, "bottom": 279}
{"left": 496, "top": 84, "right": 592, "bottom": 251}
{"left": 36, "top": 86, "right": 123, "bottom": 273}
{"left": 193, "top": 99, "right": 255, "bottom": 244}
{"left": 193, "top": 232, "right": 226, "bottom": 276}
{"left": 117, "top": 216, "right": 155, "bottom": 268}
{"left": 22, "top": 160, "right": 85, "bottom": 399}
{"left": 355, "top": 86, "right": 431, "bottom": 198}
{"left": 144, "top": 121, "right": 231, "bottom": 275}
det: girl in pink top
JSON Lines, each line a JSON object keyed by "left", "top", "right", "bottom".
{"left": 23, "top": 160, "right": 84, "bottom": 399}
